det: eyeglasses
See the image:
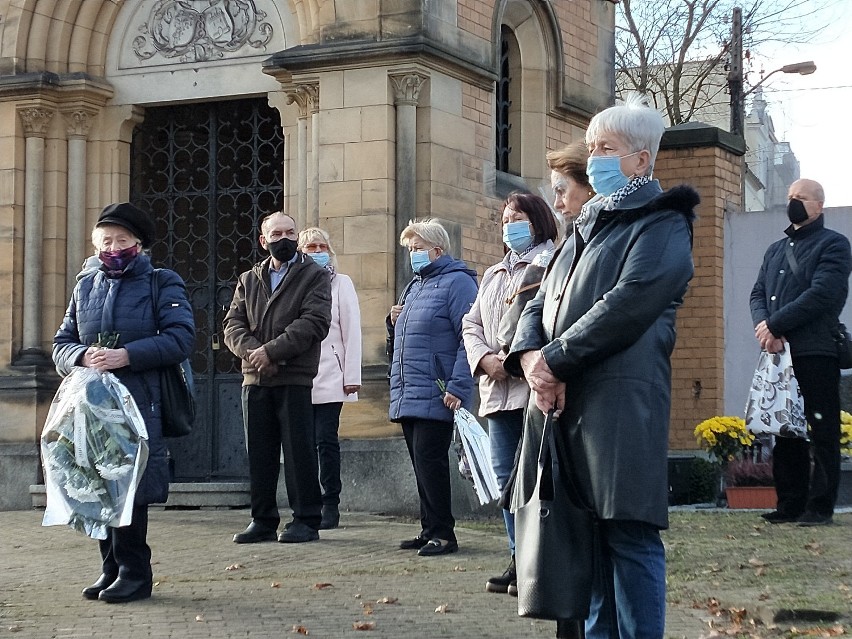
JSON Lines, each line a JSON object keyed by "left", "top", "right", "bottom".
{"left": 302, "top": 242, "right": 329, "bottom": 251}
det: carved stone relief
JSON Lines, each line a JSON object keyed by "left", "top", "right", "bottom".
{"left": 132, "top": 0, "right": 273, "bottom": 63}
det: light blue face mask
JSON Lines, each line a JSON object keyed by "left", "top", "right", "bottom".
{"left": 308, "top": 251, "right": 330, "bottom": 268}
{"left": 502, "top": 220, "right": 533, "bottom": 253}
{"left": 586, "top": 154, "right": 631, "bottom": 197}
{"left": 410, "top": 249, "right": 432, "bottom": 273}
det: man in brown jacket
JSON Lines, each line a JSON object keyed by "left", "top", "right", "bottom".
{"left": 224, "top": 212, "right": 332, "bottom": 543}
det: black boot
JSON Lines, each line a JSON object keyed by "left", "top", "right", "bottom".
{"left": 320, "top": 504, "right": 340, "bottom": 530}
{"left": 82, "top": 573, "right": 116, "bottom": 600}
{"left": 486, "top": 555, "right": 516, "bottom": 593}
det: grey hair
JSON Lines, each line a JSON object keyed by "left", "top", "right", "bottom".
{"left": 297, "top": 226, "right": 338, "bottom": 268}
{"left": 400, "top": 219, "right": 451, "bottom": 254}
{"left": 91, "top": 224, "right": 141, "bottom": 249}
{"left": 585, "top": 93, "right": 665, "bottom": 173}
{"left": 260, "top": 211, "right": 296, "bottom": 236}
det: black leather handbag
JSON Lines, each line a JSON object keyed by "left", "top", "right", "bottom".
{"left": 151, "top": 270, "right": 196, "bottom": 438}
{"left": 834, "top": 323, "right": 852, "bottom": 370}
{"left": 515, "top": 409, "right": 595, "bottom": 621}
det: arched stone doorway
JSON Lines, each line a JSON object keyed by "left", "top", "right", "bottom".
{"left": 130, "top": 97, "right": 284, "bottom": 481}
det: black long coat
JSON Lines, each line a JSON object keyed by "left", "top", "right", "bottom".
{"left": 53, "top": 254, "right": 195, "bottom": 505}
{"left": 506, "top": 182, "right": 697, "bottom": 529}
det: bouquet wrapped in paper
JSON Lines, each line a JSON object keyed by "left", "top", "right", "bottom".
{"left": 437, "top": 379, "right": 501, "bottom": 505}
{"left": 41, "top": 366, "right": 149, "bottom": 539}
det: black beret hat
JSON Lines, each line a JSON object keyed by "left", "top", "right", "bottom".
{"left": 96, "top": 202, "right": 156, "bottom": 248}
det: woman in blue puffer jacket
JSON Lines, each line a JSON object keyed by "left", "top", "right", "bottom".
{"left": 388, "top": 219, "right": 477, "bottom": 556}
{"left": 53, "top": 202, "right": 195, "bottom": 604}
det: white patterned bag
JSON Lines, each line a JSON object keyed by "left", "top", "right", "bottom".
{"left": 744, "top": 348, "right": 808, "bottom": 439}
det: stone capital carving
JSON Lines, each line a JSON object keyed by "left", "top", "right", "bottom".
{"left": 390, "top": 73, "right": 428, "bottom": 106}
{"left": 286, "top": 83, "right": 319, "bottom": 118}
{"left": 62, "top": 108, "right": 98, "bottom": 139}
{"left": 17, "top": 106, "right": 55, "bottom": 137}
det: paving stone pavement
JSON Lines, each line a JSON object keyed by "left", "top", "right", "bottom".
{"left": 0, "top": 509, "right": 713, "bottom": 638}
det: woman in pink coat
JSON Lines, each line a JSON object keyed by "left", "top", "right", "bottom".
{"left": 298, "top": 228, "right": 362, "bottom": 529}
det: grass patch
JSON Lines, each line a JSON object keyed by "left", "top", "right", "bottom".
{"left": 448, "top": 510, "right": 851, "bottom": 636}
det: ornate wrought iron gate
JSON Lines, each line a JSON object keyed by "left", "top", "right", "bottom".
{"left": 130, "top": 98, "right": 284, "bottom": 481}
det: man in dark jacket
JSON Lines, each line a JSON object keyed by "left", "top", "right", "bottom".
{"left": 224, "top": 212, "right": 332, "bottom": 543}
{"left": 750, "top": 178, "right": 851, "bottom": 527}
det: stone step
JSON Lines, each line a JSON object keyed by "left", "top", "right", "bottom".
{"left": 29, "top": 482, "right": 250, "bottom": 510}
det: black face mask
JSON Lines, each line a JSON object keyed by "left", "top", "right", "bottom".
{"left": 268, "top": 237, "right": 297, "bottom": 263}
{"left": 787, "top": 198, "right": 809, "bottom": 224}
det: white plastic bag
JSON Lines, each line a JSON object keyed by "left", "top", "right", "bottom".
{"left": 41, "top": 367, "right": 149, "bottom": 539}
{"left": 744, "top": 348, "right": 808, "bottom": 439}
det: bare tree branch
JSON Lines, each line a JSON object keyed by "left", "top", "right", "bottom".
{"left": 615, "top": 0, "right": 842, "bottom": 126}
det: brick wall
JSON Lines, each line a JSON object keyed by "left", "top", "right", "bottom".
{"left": 655, "top": 139, "right": 743, "bottom": 450}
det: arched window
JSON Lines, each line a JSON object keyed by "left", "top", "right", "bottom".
{"left": 495, "top": 26, "right": 521, "bottom": 176}
{"left": 493, "top": 1, "right": 561, "bottom": 195}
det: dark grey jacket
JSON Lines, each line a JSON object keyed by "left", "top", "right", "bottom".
{"left": 750, "top": 215, "right": 851, "bottom": 358}
{"left": 505, "top": 181, "right": 697, "bottom": 529}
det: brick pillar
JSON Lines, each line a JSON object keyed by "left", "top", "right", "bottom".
{"left": 655, "top": 124, "right": 745, "bottom": 451}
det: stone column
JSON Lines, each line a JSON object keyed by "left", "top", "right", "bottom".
{"left": 62, "top": 108, "right": 96, "bottom": 297}
{"left": 16, "top": 105, "right": 55, "bottom": 364}
{"left": 308, "top": 85, "right": 320, "bottom": 229}
{"left": 390, "top": 72, "right": 428, "bottom": 297}
{"left": 286, "top": 85, "right": 314, "bottom": 231}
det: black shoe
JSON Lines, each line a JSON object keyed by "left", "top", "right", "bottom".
{"left": 233, "top": 521, "right": 278, "bottom": 544}
{"left": 797, "top": 512, "right": 833, "bottom": 527}
{"left": 98, "top": 577, "right": 152, "bottom": 604}
{"left": 82, "top": 574, "right": 116, "bottom": 600}
{"left": 760, "top": 510, "right": 799, "bottom": 524}
{"left": 486, "top": 556, "right": 516, "bottom": 593}
{"left": 399, "top": 535, "right": 429, "bottom": 550}
{"left": 507, "top": 581, "right": 518, "bottom": 597}
{"left": 418, "top": 538, "right": 458, "bottom": 556}
{"left": 320, "top": 505, "right": 340, "bottom": 530}
{"left": 277, "top": 521, "right": 320, "bottom": 543}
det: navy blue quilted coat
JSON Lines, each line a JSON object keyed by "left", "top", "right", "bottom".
{"left": 389, "top": 255, "right": 478, "bottom": 423}
{"left": 53, "top": 254, "right": 195, "bottom": 505}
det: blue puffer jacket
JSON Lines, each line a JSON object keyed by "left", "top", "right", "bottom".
{"left": 53, "top": 254, "right": 195, "bottom": 505}
{"left": 389, "top": 255, "right": 478, "bottom": 423}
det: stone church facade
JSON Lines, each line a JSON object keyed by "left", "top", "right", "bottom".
{"left": 0, "top": 0, "right": 619, "bottom": 508}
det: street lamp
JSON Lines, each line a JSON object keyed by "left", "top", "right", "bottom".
{"left": 727, "top": 7, "right": 816, "bottom": 137}
{"left": 729, "top": 60, "right": 816, "bottom": 137}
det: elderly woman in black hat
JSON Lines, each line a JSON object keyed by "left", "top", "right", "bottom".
{"left": 53, "top": 203, "right": 195, "bottom": 603}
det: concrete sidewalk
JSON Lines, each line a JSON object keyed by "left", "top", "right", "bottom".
{"left": 1, "top": 509, "right": 711, "bottom": 638}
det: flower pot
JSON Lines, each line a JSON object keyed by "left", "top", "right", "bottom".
{"left": 725, "top": 486, "right": 777, "bottom": 509}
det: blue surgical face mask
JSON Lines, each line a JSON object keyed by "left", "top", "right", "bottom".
{"left": 410, "top": 249, "right": 432, "bottom": 274}
{"left": 308, "top": 251, "right": 330, "bottom": 268}
{"left": 586, "top": 154, "right": 631, "bottom": 197}
{"left": 502, "top": 220, "right": 533, "bottom": 253}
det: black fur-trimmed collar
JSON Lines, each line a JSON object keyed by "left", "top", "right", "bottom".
{"left": 600, "top": 185, "right": 699, "bottom": 226}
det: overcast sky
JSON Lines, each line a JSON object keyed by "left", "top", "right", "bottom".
{"left": 756, "top": 4, "right": 852, "bottom": 207}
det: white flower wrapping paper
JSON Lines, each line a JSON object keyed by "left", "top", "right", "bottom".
{"left": 41, "top": 367, "right": 149, "bottom": 539}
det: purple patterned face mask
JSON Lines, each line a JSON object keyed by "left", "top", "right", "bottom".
{"left": 99, "top": 245, "right": 139, "bottom": 273}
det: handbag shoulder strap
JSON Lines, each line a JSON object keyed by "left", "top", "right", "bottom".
{"left": 544, "top": 410, "right": 596, "bottom": 515}
{"left": 150, "top": 268, "right": 162, "bottom": 332}
{"left": 784, "top": 241, "right": 808, "bottom": 288}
